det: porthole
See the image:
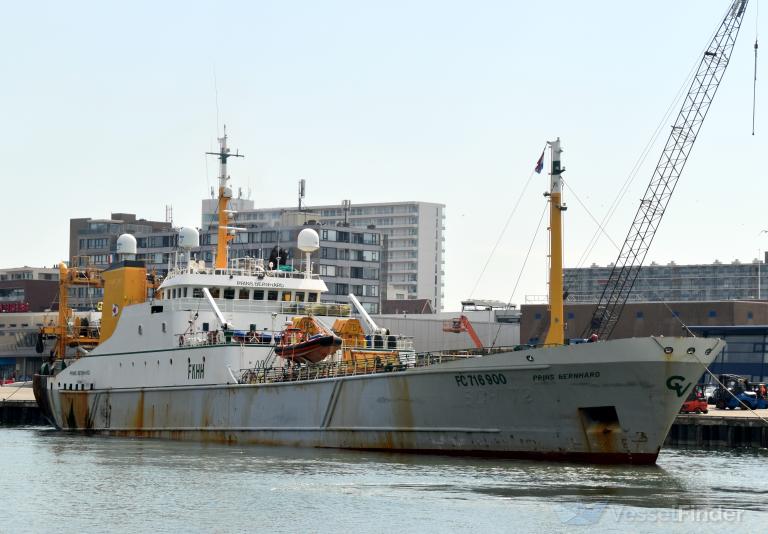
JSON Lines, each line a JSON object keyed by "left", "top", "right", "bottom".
{"left": 664, "top": 347, "right": 673, "bottom": 354}
{"left": 169, "top": 358, "right": 173, "bottom": 365}
{"left": 686, "top": 347, "right": 695, "bottom": 355}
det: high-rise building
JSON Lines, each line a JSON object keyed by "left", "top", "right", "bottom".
{"left": 562, "top": 255, "right": 768, "bottom": 303}
{"left": 68, "top": 208, "right": 385, "bottom": 314}
{"left": 200, "top": 214, "right": 385, "bottom": 314}
{"left": 206, "top": 200, "right": 446, "bottom": 311}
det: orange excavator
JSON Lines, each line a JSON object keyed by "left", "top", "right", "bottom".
{"left": 442, "top": 315, "right": 483, "bottom": 349}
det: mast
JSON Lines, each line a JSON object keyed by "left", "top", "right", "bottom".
{"left": 543, "top": 138, "right": 566, "bottom": 346}
{"left": 206, "top": 126, "right": 244, "bottom": 269}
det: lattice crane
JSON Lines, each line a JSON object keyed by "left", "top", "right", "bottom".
{"left": 585, "top": 0, "right": 750, "bottom": 339}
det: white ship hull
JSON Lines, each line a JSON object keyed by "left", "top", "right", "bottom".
{"left": 35, "top": 336, "right": 722, "bottom": 464}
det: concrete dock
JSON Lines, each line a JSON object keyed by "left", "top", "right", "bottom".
{"left": 666, "top": 409, "right": 768, "bottom": 449}
{"left": 0, "top": 384, "right": 48, "bottom": 425}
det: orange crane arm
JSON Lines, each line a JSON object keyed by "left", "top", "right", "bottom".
{"left": 461, "top": 315, "right": 483, "bottom": 349}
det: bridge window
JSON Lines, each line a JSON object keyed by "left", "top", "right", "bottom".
{"left": 253, "top": 290, "right": 264, "bottom": 300}
{"left": 295, "top": 292, "right": 305, "bottom": 302}
{"left": 224, "top": 289, "right": 235, "bottom": 300}
{"left": 282, "top": 291, "right": 292, "bottom": 302}
{"left": 210, "top": 288, "right": 220, "bottom": 299}
{"left": 238, "top": 289, "right": 249, "bottom": 299}
{"left": 308, "top": 292, "right": 318, "bottom": 303}
{"left": 192, "top": 288, "right": 203, "bottom": 298}
{"left": 267, "top": 291, "right": 278, "bottom": 301}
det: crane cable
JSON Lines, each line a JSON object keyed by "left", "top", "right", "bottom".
{"left": 574, "top": 4, "right": 730, "bottom": 270}
{"left": 753, "top": 0, "right": 759, "bottom": 135}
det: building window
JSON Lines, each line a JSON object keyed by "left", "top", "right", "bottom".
{"left": 636, "top": 311, "right": 644, "bottom": 319}
{"left": 708, "top": 310, "right": 717, "bottom": 318}
{"left": 320, "top": 247, "right": 337, "bottom": 260}
{"left": 319, "top": 265, "right": 337, "bottom": 277}
{"left": 748, "top": 311, "right": 754, "bottom": 320}
{"left": 567, "top": 312, "right": 575, "bottom": 319}
{"left": 534, "top": 313, "right": 542, "bottom": 320}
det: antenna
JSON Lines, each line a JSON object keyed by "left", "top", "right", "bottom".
{"left": 342, "top": 199, "right": 351, "bottom": 226}
{"left": 213, "top": 65, "right": 221, "bottom": 136}
{"left": 298, "top": 179, "right": 306, "bottom": 211}
{"left": 165, "top": 204, "right": 173, "bottom": 224}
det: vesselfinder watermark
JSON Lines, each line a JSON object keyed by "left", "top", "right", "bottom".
{"left": 554, "top": 502, "right": 745, "bottom": 526}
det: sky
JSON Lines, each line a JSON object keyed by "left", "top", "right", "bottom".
{"left": 0, "top": 0, "right": 764, "bottom": 311}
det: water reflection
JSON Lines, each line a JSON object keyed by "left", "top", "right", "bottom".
{"left": 13, "top": 428, "right": 768, "bottom": 531}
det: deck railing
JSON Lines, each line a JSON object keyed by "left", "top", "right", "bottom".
{"left": 237, "top": 346, "right": 523, "bottom": 385}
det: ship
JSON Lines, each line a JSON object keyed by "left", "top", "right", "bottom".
{"left": 33, "top": 133, "right": 722, "bottom": 464}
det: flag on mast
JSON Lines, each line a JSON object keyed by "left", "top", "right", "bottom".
{"left": 534, "top": 149, "right": 545, "bottom": 174}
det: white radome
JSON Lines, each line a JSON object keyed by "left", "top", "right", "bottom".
{"left": 116, "top": 234, "right": 137, "bottom": 255}
{"left": 297, "top": 228, "right": 320, "bottom": 253}
{"left": 178, "top": 227, "right": 200, "bottom": 249}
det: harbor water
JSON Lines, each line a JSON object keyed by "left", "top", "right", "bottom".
{"left": 1, "top": 427, "right": 767, "bottom": 533}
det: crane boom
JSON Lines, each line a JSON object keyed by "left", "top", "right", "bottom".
{"left": 586, "top": 0, "right": 749, "bottom": 339}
